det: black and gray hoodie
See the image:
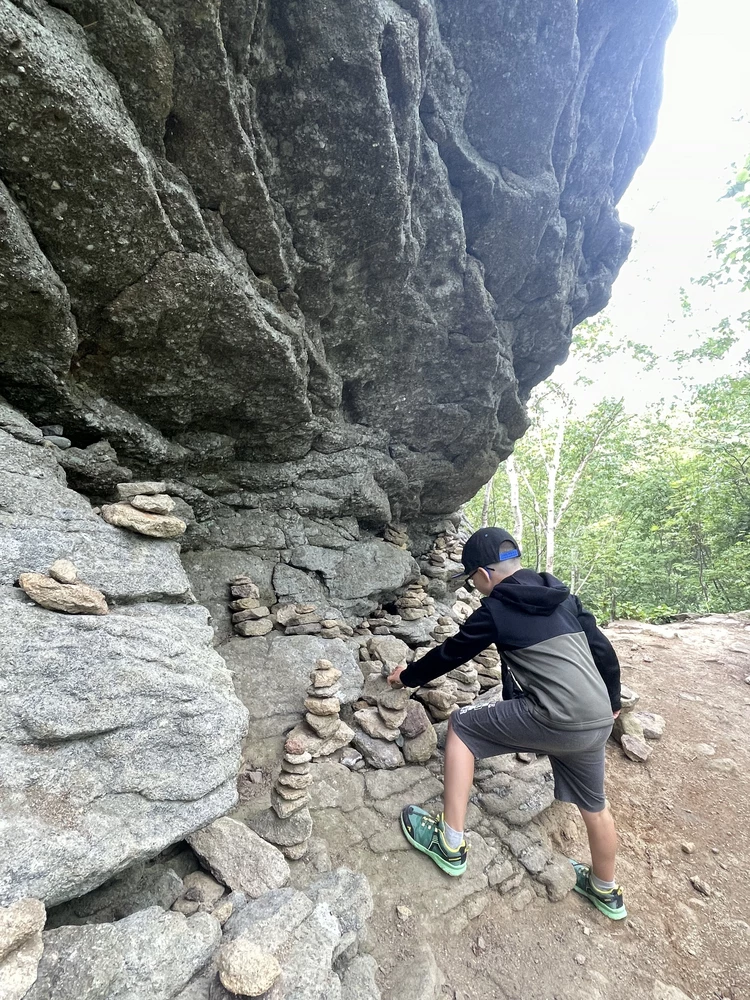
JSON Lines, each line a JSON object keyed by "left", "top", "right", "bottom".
{"left": 399, "top": 569, "right": 620, "bottom": 731}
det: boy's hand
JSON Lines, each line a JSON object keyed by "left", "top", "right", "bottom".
{"left": 387, "top": 664, "right": 407, "bottom": 686}
{"left": 613, "top": 710, "right": 621, "bottom": 719}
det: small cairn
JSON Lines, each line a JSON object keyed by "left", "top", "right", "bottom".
{"left": 394, "top": 578, "right": 435, "bottom": 621}
{"left": 474, "top": 645, "right": 504, "bottom": 690}
{"left": 18, "top": 559, "right": 108, "bottom": 616}
{"left": 611, "top": 684, "right": 660, "bottom": 763}
{"left": 100, "top": 482, "right": 187, "bottom": 539}
{"left": 273, "top": 603, "right": 353, "bottom": 639}
{"left": 421, "top": 526, "right": 466, "bottom": 581}
{"left": 229, "top": 577, "right": 273, "bottom": 637}
{"left": 353, "top": 637, "right": 438, "bottom": 766}
{"left": 431, "top": 615, "right": 459, "bottom": 643}
{"left": 383, "top": 522, "right": 409, "bottom": 548}
{"left": 284, "top": 659, "right": 355, "bottom": 758}
{"left": 448, "top": 662, "right": 481, "bottom": 706}
{"left": 251, "top": 734, "right": 314, "bottom": 860}
{"left": 364, "top": 609, "right": 402, "bottom": 635}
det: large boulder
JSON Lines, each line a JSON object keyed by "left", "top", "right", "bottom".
{"left": 24, "top": 907, "right": 221, "bottom": 1000}
{"left": 0, "top": 592, "right": 248, "bottom": 906}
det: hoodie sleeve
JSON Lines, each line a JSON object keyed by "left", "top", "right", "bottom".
{"left": 572, "top": 596, "right": 621, "bottom": 711}
{"left": 399, "top": 604, "right": 496, "bottom": 689}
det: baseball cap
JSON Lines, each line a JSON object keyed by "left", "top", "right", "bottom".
{"left": 453, "top": 527, "right": 521, "bottom": 580}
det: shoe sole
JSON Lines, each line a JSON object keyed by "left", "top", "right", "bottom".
{"left": 399, "top": 814, "right": 466, "bottom": 877}
{"left": 572, "top": 884, "right": 628, "bottom": 920}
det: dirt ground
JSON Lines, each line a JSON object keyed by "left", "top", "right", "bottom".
{"left": 350, "top": 615, "right": 750, "bottom": 1000}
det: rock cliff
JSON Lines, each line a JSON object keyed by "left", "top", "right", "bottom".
{"left": 0, "top": 0, "right": 675, "bottom": 525}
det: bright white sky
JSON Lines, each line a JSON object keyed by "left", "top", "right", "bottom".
{"left": 563, "top": 0, "right": 750, "bottom": 412}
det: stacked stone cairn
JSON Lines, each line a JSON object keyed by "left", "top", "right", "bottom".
{"left": 229, "top": 576, "right": 273, "bottom": 637}
{"left": 18, "top": 558, "right": 108, "bottom": 616}
{"left": 421, "top": 526, "right": 467, "bottom": 582}
{"left": 284, "top": 660, "right": 355, "bottom": 758}
{"left": 354, "top": 637, "right": 438, "bottom": 767}
{"left": 250, "top": 734, "right": 314, "bottom": 860}
{"left": 611, "top": 684, "right": 665, "bottom": 762}
{"left": 100, "top": 481, "right": 187, "bottom": 539}
{"left": 394, "top": 578, "right": 436, "bottom": 621}
{"left": 273, "top": 602, "right": 354, "bottom": 639}
{"left": 383, "top": 522, "right": 409, "bottom": 548}
{"left": 474, "top": 645, "right": 504, "bottom": 690}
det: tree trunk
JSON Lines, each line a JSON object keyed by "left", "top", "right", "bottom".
{"left": 481, "top": 474, "right": 494, "bottom": 527}
{"left": 545, "top": 416, "right": 565, "bottom": 574}
{"left": 506, "top": 455, "right": 523, "bottom": 542}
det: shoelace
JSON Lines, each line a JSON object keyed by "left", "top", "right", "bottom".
{"left": 418, "top": 814, "right": 470, "bottom": 853}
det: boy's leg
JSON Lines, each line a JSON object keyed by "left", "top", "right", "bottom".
{"left": 443, "top": 719, "right": 475, "bottom": 834}
{"left": 578, "top": 805, "right": 617, "bottom": 883}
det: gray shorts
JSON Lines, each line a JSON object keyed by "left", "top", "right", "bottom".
{"left": 450, "top": 696, "right": 612, "bottom": 812}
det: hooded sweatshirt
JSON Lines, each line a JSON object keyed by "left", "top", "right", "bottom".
{"left": 399, "top": 569, "right": 620, "bottom": 731}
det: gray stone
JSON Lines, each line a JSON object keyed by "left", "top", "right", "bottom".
{"left": 131, "top": 493, "right": 176, "bottom": 515}
{"left": 248, "top": 808, "right": 313, "bottom": 849}
{"left": 1, "top": 592, "right": 248, "bottom": 906}
{"left": 115, "top": 481, "right": 168, "bottom": 499}
{"left": 621, "top": 734, "right": 653, "bottom": 762}
{"left": 0, "top": 898, "right": 45, "bottom": 1000}
{"left": 536, "top": 858, "right": 576, "bottom": 901}
{"left": 284, "top": 720, "right": 355, "bottom": 759}
{"left": 402, "top": 725, "right": 438, "bottom": 764}
{"left": 653, "top": 983, "right": 694, "bottom": 1000}
{"left": 340, "top": 954, "right": 380, "bottom": 1000}
{"left": 619, "top": 685, "right": 640, "bottom": 713}
{"left": 400, "top": 700, "right": 431, "bottom": 739}
{"left": 48, "top": 558, "right": 77, "bottom": 584}
{"left": 352, "top": 731, "right": 405, "bottom": 770}
{"left": 634, "top": 711, "right": 666, "bottom": 740}
{"left": 0, "top": 398, "right": 42, "bottom": 445}
{"left": 224, "top": 633, "right": 363, "bottom": 742}
{"left": 24, "top": 907, "right": 220, "bottom": 1000}
{"left": 217, "top": 940, "right": 281, "bottom": 996}
{"left": 354, "top": 707, "right": 400, "bottom": 742}
{"left": 188, "top": 818, "right": 290, "bottom": 897}
{"left": 612, "top": 711, "right": 645, "bottom": 744}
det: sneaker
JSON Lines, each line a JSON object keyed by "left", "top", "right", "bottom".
{"left": 400, "top": 805, "right": 467, "bottom": 876}
{"left": 570, "top": 860, "right": 628, "bottom": 920}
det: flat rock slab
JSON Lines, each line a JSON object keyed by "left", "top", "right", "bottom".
{"left": 18, "top": 571, "right": 108, "bottom": 615}
{"left": 24, "top": 907, "right": 220, "bottom": 1000}
{"left": 188, "top": 818, "right": 290, "bottom": 897}
{"left": 0, "top": 431, "right": 192, "bottom": 601}
{"left": 0, "top": 592, "right": 248, "bottom": 906}
{"left": 101, "top": 502, "right": 187, "bottom": 539}
{"left": 0, "top": 897, "right": 45, "bottom": 1000}
{"left": 223, "top": 633, "right": 363, "bottom": 741}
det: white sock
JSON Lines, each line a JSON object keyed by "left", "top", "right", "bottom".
{"left": 443, "top": 821, "right": 463, "bottom": 850}
{"left": 590, "top": 872, "right": 616, "bottom": 892}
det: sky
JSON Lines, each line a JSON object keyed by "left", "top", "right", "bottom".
{"left": 563, "top": 0, "right": 750, "bottom": 412}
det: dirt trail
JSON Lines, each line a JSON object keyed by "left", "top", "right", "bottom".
{"left": 428, "top": 615, "right": 750, "bottom": 1000}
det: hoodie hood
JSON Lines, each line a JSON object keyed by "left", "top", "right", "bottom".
{"left": 487, "top": 569, "right": 570, "bottom": 616}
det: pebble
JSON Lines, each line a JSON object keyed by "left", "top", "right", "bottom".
{"left": 689, "top": 875, "right": 711, "bottom": 896}
{"left": 574, "top": 954, "right": 586, "bottom": 965}
{"left": 681, "top": 842, "right": 695, "bottom": 854}
{"left": 48, "top": 558, "right": 77, "bottom": 584}
{"left": 396, "top": 905, "right": 411, "bottom": 921}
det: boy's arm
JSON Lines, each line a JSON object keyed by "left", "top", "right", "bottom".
{"left": 399, "top": 604, "right": 496, "bottom": 688}
{"left": 572, "top": 595, "right": 621, "bottom": 712}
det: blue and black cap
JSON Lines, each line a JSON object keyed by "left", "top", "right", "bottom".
{"left": 453, "top": 526, "right": 521, "bottom": 580}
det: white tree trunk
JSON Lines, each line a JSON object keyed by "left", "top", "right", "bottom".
{"left": 545, "top": 415, "right": 566, "bottom": 574}
{"left": 481, "top": 474, "right": 494, "bottom": 527}
{"left": 506, "top": 454, "right": 523, "bottom": 542}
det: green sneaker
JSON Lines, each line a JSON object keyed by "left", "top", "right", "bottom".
{"left": 570, "top": 860, "right": 627, "bottom": 920}
{"left": 400, "top": 805, "right": 467, "bottom": 876}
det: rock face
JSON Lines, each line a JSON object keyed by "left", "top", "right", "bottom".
{"left": 0, "top": 592, "right": 248, "bottom": 907}
{"left": 24, "top": 907, "right": 221, "bottom": 1000}
{"left": 0, "top": 0, "right": 675, "bottom": 525}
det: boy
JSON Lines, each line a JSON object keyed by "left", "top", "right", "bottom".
{"left": 387, "top": 527, "right": 626, "bottom": 920}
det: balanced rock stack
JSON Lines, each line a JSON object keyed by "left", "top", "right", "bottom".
{"left": 611, "top": 684, "right": 665, "bottom": 762}
{"left": 229, "top": 577, "right": 273, "bottom": 637}
{"left": 18, "top": 559, "right": 108, "bottom": 615}
{"left": 101, "top": 482, "right": 186, "bottom": 539}
{"left": 364, "top": 608, "right": 402, "bottom": 635}
{"left": 284, "top": 660, "right": 355, "bottom": 758}
{"left": 415, "top": 673, "right": 459, "bottom": 722}
{"left": 394, "top": 579, "right": 436, "bottom": 621}
{"left": 383, "top": 522, "right": 409, "bottom": 548}
{"left": 474, "top": 645, "right": 504, "bottom": 690}
{"left": 431, "top": 616, "right": 459, "bottom": 643}
{"left": 421, "top": 527, "right": 467, "bottom": 581}
{"left": 447, "top": 662, "right": 481, "bottom": 706}
{"left": 250, "top": 734, "right": 314, "bottom": 860}
{"left": 273, "top": 603, "right": 353, "bottom": 639}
